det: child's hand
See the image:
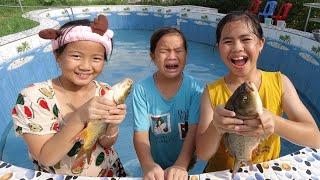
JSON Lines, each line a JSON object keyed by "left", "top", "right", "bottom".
{"left": 237, "top": 109, "right": 275, "bottom": 137}
{"left": 164, "top": 165, "right": 188, "bottom": 180}
{"left": 212, "top": 105, "right": 244, "bottom": 135}
{"left": 77, "top": 96, "right": 116, "bottom": 123}
{"left": 77, "top": 96, "right": 118, "bottom": 124}
{"left": 143, "top": 162, "right": 164, "bottom": 180}
{"left": 104, "top": 103, "right": 127, "bottom": 125}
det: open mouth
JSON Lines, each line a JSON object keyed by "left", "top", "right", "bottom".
{"left": 231, "top": 56, "right": 248, "bottom": 67}
{"left": 75, "top": 72, "right": 91, "bottom": 79}
{"left": 165, "top": 63, "right": 179, "bottom": 71}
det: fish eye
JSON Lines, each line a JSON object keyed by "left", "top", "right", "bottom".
{"left": 242, "top": 96, "right": 248, "bottom": 102}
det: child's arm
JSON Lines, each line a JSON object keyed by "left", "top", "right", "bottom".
{"left": 196, "top": 87, "right": 243, "bottom": 160}
{"left": 22, "top": 96, "right": 118, "bottom": 166}
{"left": 98, "top": 124, "right": 119, "bottom": 148}
{"left": 98, "top": 103, "right": 127, "bottom": 148}
{"left": 240, "top": 74, "right": 320, "bottom": 148}
{"left": 22, "top": 108, "right": 86, "bottom": 166}
{"left": 132, "top": 83, "right": 164, "bottom": 179}
{"left": 134, "top": 131, "right": 164, "bottom": 180}
{"left": 275, "top": 74, "right": 320, "bottom": 148}
{"left": 165, "top": 125, "right": 196, "bottom": 180}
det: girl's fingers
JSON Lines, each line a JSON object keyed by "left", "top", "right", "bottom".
{"left": 116, "top": 103, "right": 127, "bottom": 110}
{"left": 216, "top": 105, "right": 236, "bottom": 117}
{"left": 88, "top": 109, "right": 109, "bottom": 120}
{"left": 242, "top": 119, "right": 262, "bottom": 127}
{"left": 103, "top": 120, "right": 122, "bottom": 124}
{"left": 234, "top": 125, "right": 259, "bottom": 132}
{"left": 108, "top": 108, "right": 126, "bottom": 116}
{"left": 106, "top": 114, "right": 126, "bottom": 121}
{"left": 237, "top": 129, "right": 263, "bottom": 137}
{"left": 237, "top": 125, "right": 270, "bottom": 136}
{"left": 219, "top": 126, "right": 238, "bottom": 134}
{"left": 220, "top": 117, "right": 244, "bottom": 125}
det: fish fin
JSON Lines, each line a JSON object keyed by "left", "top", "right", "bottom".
{"left": 259, "top": 117, "right": 268, "bottom": 139}
{"left": 248, "top": 161, "right": 254, "bottom": 171}
{"left": 71, "top": 147, "right": 86, "bottom": 173}
{"left": 223, "top": 134, "right": 229, "bottom": 149}
{"left": 85, "top": 147, "right": 94, "bottom": 164}
{"left": 223, "top": 134, "right": 234, "bottom": 156}
{"left": 71, "top": 154, "right": 85, "bottom": 174}
{"left": 71, "top": 128, "right": 88, "bottom": 143}
{"left": 232, "top": 159, "right": 242, "bottom": 178}
{"left": 74, "top": 147, "right": 86, "bottom": 162}
{"left": 252, "top": 146, "right": 259, "bottom": 157}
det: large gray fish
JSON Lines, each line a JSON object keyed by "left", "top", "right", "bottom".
{"left": 71, "top": 78, "right": 133, "bottom": 172}
{"left": 224, "top": 81, "right": 263, "bottom": 177}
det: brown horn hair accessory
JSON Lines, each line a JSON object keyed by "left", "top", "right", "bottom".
{"left": 39, "top": 29, "right": 61, "bottom": 40}
{"left": 91, "top": 15, "right": 108, "bottom": 36}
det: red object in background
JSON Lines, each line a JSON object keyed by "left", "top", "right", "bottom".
{"left": 273, "top": 2, "right": 293, "bottom": 21}
{"left": 248, "top": 0, "right": 262, "bottom": 15}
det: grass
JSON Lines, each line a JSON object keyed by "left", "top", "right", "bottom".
{"left": 0, "top": 0, "right": 131, "bottom": 37}
{"left": 1, "top": 0, "right": 319, "bottom": 37}
{"left": 0, "top": 7, "right": 40, "bottom": 37}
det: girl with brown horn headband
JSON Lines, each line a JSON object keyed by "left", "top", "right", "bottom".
{"left": 11, "top": 14, "right": 127, "bottom": 177}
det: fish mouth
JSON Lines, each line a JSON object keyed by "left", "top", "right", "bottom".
{"left": 245, "top": 81, "right": 255, "bottom": 93}
{"left": 231, "top": 56, "right": 248, "bottom": 67}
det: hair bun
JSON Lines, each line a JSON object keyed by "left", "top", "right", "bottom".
{"left": 91, "top": 15, "right": 108, "bottom": 36}
{"left": 39, "top": 29, "right": 61, "bottom": 40}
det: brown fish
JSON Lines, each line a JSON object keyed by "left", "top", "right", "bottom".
{"left": 72, "top": 78, "right": 133, "bottom": 166}
{"left": 224, "top": 81, "right": 263, "bottom": 177}
{"left": 0, "top": 172, "right": 13, "bottom": 180}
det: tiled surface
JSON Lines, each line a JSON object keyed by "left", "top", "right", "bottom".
{"left": 0, "top": 147, "right": 319, "bottom": 179}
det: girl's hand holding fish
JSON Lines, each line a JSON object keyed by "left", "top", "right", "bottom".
{"left": 98, "top": 103, "right": 126, "bottom": 148}
{"left": 77, "top": 96, "right": 117, "bottom": 123}
{"left": 211, "top": 105, "right": 244, "bottom": 135}
{"left": 104, "top": 103, "right": 127, "bottom": 125}
{"left": 239, "top": 108, "right": 276, "bottom": 137}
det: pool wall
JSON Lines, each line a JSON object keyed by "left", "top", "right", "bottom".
{"left": 0, "top": 4, "right": 319, "bottom": 177}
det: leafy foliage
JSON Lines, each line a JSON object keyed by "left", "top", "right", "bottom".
{"left": 1, "top": 0, "right": 320, "bottom": 35}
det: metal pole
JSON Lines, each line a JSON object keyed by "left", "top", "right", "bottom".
{"left": 18, "top": 0, "right": 24, "bottom": 13}
{"left": 304, "top": 6, "right": 312, "bottom": 32}
{"left": 70, "top": 7, "right": 74, "bottom": 20}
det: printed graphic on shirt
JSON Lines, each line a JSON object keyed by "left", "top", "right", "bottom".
{"left": 178, "top": 122, "right": 188, "bottom": 139}
{"left": 149, "top": 113, "right": 171, "bottom": 135}
{"left": 177, "top": 110, "right": 189, "bottom": 139}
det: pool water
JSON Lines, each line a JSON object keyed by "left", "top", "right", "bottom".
{"left": 0, "top": 29, "right": 311, "bottom": 176}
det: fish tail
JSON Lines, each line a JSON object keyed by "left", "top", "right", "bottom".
{"left": 247, "top": 160, "right": 254, "bottom": 171}
{"left": 232, "top": 159, "right": 242, "bottom": 178}
{"left": 71, "top": 153, "right": 85, "bottom": 174}
{"left": 259, "top": 118, "right": 271, "bottom": 140}
{"left": 85, "top": 147, "right": 95, "bottom": 164}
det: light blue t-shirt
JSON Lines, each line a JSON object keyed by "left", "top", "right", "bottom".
{"left": 132, "top": 73, "right": 203, "bottom": 169}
